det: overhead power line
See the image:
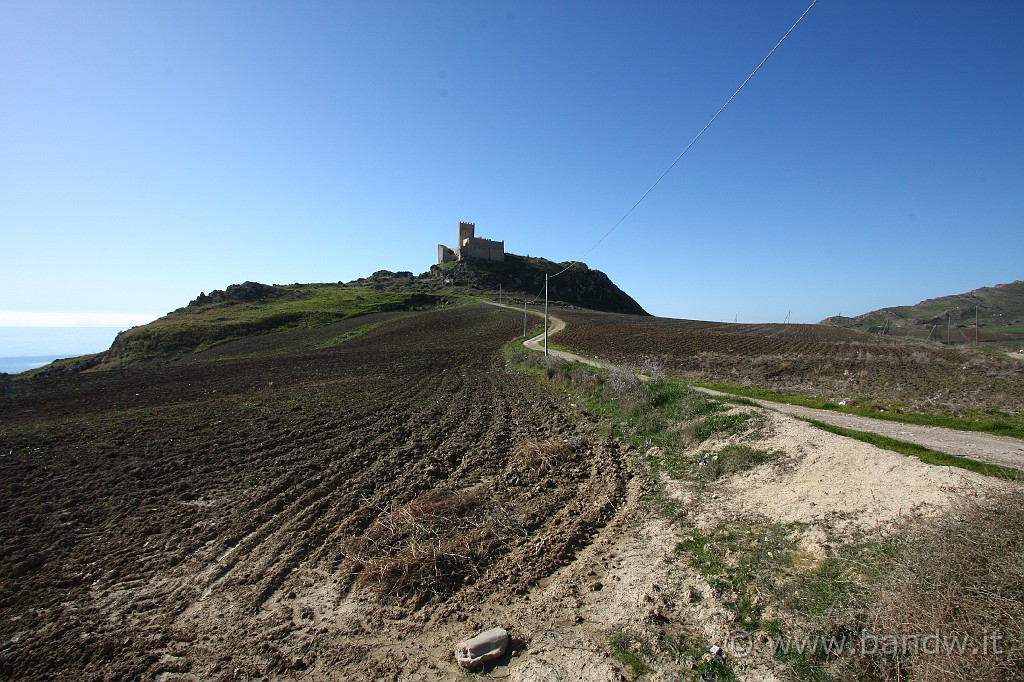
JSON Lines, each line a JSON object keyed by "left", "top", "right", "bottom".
{"left": 550, "top": 0, "right": 819, "bottom": 279}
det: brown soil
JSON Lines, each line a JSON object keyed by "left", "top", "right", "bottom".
{"left": 2, "top": 301, "right": 1019, "bottom": 681}
{"left": 553, "top": 308, "right": 1024, "bottom": 414}
{"left": 0, "top": 305, "right": 632, "bottom": 680}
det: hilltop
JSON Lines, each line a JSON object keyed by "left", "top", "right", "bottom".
{"left": 35, "top": 255, "right": 644, "bottom": 370}
{"left": 427, "top": 253, "right": 648, "bottom": 316}
{"left": 822, "top": 280, "right": 1024, "bottom": 349}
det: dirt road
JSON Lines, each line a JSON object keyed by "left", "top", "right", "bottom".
{"left": 693, "top": 387, "right": 1024, "bottom": 472}
{"left": 503, "top": 300, "right": 1024, "bottom": 473}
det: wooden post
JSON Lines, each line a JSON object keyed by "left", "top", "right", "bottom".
{"left": 544, "top": 274, "right": 549, "bottom": 357}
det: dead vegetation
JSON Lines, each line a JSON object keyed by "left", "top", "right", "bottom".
{"left": 516, "top": 438, "right": 574, "bottom": 475}
{"left": 855, "top": 484, "right": 1024, "bottom": 681}
{"left": 340, "top": 488, "right": 528, "bottom": 606}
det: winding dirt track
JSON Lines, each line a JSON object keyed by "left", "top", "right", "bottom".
{"left": 693, "top": 387, "right": 1024, "bottom": 472}
{"left": 501, "top": 301, "right": 1024, "bottom": 473}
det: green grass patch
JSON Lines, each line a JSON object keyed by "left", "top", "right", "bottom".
{"left": 676, "top": 531, "right": 902, "bottom": 682}
{"left": 609, "top": 632, "right": 650, "bottom": 677}
{"left": 677, "top": 525, "right": 792, "bottom": 631}
{"left": 501, "top": 327, "right": 549, "bottom": 373}
{"left": 661, "top": 633, "right": 737, "bottom": 682}
{"left": 788, "top": 557, "right": 859, "bottom": 619}
{"left": 110, "top": 284, "right": 447, "bottom": 361}
{"left": 803, "top": 419, "right": 1022, "bottom": 480}
{"left": 504, "top": 344, "right": 775, "bottom": 487}
{"left": 690, "top": 412, "right": 752, "bottom": 443}
{"left": 697, "top": 444, "right": 780, "bottom": 481}
{"left": 694, "top": 381, "right": 1024, "bottom": 441}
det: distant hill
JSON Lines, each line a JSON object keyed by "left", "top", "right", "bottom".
{"left": 822, "top": 280, "right": 1024, "bottom": 349}
{"left": 426, "top": 253, "right": 649, "bottom": 316}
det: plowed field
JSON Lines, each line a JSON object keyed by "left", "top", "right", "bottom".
{"left": 0, "top": 304, "right": 628, "bottom": 680}
{"left": 555, "top": 308, "right": 1024, "bottom": 413}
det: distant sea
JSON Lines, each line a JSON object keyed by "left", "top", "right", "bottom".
{"left": 0, "top": 327, "right": 124, "bottom": 375}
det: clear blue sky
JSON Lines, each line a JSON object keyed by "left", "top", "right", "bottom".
{"left": 2, "top": 0, "right": 1022, "bottom": 325}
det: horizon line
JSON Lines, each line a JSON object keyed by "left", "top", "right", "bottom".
{"left": 0, "top": 311, "right": 162, "bottom": 328}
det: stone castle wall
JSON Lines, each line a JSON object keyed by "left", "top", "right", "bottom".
{"left": 463, "top": 236, "right": 505, "bottom": 262}
{"left": 438, "top": 221, "right": 504, "bottom": 263}
{"left": 438, "top": 245, "right": 457, "bottom": 263}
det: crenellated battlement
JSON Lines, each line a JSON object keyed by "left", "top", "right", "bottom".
{"left": 438, "top": 221, "right": 504, "bottom": 264}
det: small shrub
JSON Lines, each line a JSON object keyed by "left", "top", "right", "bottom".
{"left": 697, "top": 444, "right": 779, "bottom": 481}
{"left": 638, "top": 357, "right": 667, "bottom": 380}
{"left": 605, "top": 367, "right": 654, "bottom": 413}
{"left": 689, "top": 412, "right": 752, "bottom": 443}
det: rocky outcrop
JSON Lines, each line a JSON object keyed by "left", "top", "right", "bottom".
{"left": 189, "top": 281, "right": 278, "bottom": 307}
{"left": 425, "top": 254, "right": 648, "bottom": 316}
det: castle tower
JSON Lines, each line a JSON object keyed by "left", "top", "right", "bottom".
{"left": 438, "top": 220, "right": 503, "bottom": 264}
{"left": 457, "top": 221, "right": 475, "bottom": 248}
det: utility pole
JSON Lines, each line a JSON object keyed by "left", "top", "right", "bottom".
{"left": 976, "top": 305, "right": 979, "bottom": 346}
{"left": 523, "top": 297, "right": 527, "bottom": 338}
{"left": 544, "top": 274, "right": 549, "bottom": 357}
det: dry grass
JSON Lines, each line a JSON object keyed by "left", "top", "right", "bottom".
{"left": 855, "top": 485, "right": 1024, "bottom": 681}
{"left": 517, "top": 438, "right": 574, "bottom": 474}
{"left": 606, "top": 366, "right": 658, "bottom": 414}
{"left": 341, "top": 488, "right": 526, "bottom": 605}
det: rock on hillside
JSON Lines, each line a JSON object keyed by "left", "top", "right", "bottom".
{"left": 189, "top": 281, "right": 277, "bottom": 306}
{"left": 425, "top": 253, "right": 648, "bottom": 316}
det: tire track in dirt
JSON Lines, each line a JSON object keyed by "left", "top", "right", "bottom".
{"left": 169, "top": 372, "right": 448, "bottom": 618}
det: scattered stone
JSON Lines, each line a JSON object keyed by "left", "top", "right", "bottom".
{"left": 454, "top": 627, "right": 509, "bottom": 668}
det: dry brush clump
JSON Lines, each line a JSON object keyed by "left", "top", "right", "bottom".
{"left": 855, "top": 485, "right": 1024, "bottom": 681}
{"left": 605, "top": 366, "right": 660, "bottom": 414}
{"left": 516, "top": 438, "right": 575, "bottom": 476}
{"left": 341, "top": 488, "right": 527, "bottom": 605}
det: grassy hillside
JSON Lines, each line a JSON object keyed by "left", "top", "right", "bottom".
{"left": 101, "top": 276, "right": 449, "bottom": 366}
{"left": 21, "top": 254, "right": 647, "bottom": 373}
{"left": 822, "top": 280, "right": 1024, "bottom": 349}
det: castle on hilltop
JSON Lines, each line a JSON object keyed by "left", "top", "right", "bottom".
{"left": 438, "top": 221, "right": 504, "bottom": 264}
